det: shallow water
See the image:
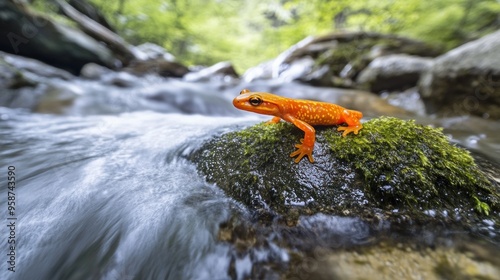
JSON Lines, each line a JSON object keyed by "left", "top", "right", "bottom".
{"left": 0, "top": 76, "right": 499, "bottom": 279}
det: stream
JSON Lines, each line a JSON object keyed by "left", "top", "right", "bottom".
{"left": 0, "top": 75, "right": 499, "bottom": 279}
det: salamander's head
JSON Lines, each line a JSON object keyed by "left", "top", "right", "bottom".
{"left": 233, "top": 89, "right": 281, "bottom": 116}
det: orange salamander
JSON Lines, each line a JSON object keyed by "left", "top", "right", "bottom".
{"left": 233, "top": 89, "right": 363, "bottom": 163}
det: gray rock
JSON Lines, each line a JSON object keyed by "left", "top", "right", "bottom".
{"left": 419, "top": 30, "right": 500, "bottom": 119}
{"left": 357, "top": 54, "right": 432, "bottom": 92}
{"left": 277, "top": 57, "right": 316, "bottom": 82}
{"left": 80, "top": 63, "right": 111, "bottom": 80}
{"left": 242, "top": 60, "right": 274, "bottom": 82}
{"left": 1, "top": 51, "right": 74, "bottom": 81}
{"left": 183, "top": 61, "right": 239, "bottom": 82}
{"left": 136, "top": 42, "right": 176, "bottom": 61}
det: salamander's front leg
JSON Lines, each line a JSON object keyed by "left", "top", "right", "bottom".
{"left": 283, "top": 115, "right": 315, "bottom": 163}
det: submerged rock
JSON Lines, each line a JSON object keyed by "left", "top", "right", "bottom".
{"left": 191, "top": 117, "right": 499, "bottom": 226}
{"left": 286, "top": 242, "right": 500, "bottom": 280}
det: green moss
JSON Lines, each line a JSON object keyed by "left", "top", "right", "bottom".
{"left": 323, "top": 117, "right": 497, "bottom": 214}
{"left": 236, "top": 122, "right": 291, "bottom": 155}
{"left": 473, "top": 196, "right": 491, "bottom": 216}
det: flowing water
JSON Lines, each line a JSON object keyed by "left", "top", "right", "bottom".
{"left": 0, "top": 75, "right": 499, "bottom": 279}
{"left": 0, "top": 109, "right": 262, "bottom": 279}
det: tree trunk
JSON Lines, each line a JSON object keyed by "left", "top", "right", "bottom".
{"left": 68, "top": 0, "right": 116, "bottom": 32}
{"left": 55, "top": 0, "right": 144, "bottom": 66}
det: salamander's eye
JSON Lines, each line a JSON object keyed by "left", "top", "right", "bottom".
{"left": 249, "top": 96, "right": 262, "bottom": 106}
{"left": 240, "top": 89, "right": 250, "bottom": 95}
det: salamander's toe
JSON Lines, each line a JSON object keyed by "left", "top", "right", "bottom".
{"left": 290, "top": 141, "right": 314, "bottom": 163}
{"left": 337, "top": 125, "right": 362, "bottom": 137}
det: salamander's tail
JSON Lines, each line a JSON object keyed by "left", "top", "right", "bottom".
{"left": 348, "top": 109, "right": 363, "bottom": 120}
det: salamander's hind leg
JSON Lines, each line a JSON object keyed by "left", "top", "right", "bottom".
{"left": 337, "top": 109, "right": 363, "bottom": 137}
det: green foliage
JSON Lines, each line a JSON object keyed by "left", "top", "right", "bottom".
{"left": 30, "top": 0, "right": 500, "bottom": 72}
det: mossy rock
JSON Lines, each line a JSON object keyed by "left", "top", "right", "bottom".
{"left": 191, "top": 117, "right": 499, "bottom": 226}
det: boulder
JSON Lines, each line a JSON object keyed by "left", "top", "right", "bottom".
{"left": 419, "top": 30, "right": 500, "bottom": 119}
{"left": 0, "top": 1, "right": 117, "bottom": 74}
{"left": 191, "top": 117, "right": 498, "bottom": 226}
{"left": 357, "top": 54, "right": 432, "bottom": 92}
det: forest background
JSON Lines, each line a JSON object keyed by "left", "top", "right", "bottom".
{"left": 32, "top": 0, "right": 500, "bottom": 72}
